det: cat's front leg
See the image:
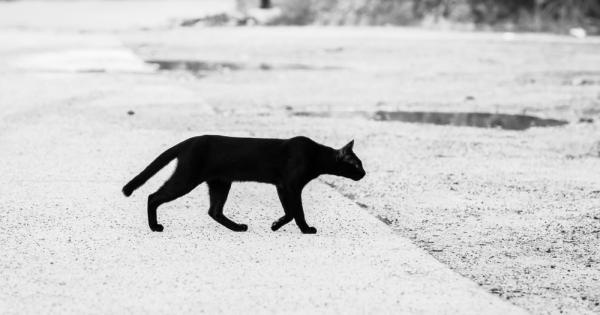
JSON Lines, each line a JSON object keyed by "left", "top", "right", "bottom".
{"left": 207, "top": 180, "right": 248, "bottom": 232}
{"left": 289, "top": 194, "right": 317, "bottom": 234}
{"left": 273, "top": 187, "right": 294, "bottom": 231}
{"left": 296, "top": 219, "right": 317, "bottom": 234}
{"left": 277, "top": 186, "right": 317, "bottom": 234}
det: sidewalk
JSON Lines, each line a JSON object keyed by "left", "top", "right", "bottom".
{"left": 0, "top": 29, "right": 527, "bottom": 315}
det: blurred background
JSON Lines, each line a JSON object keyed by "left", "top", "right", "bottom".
{"left": 239, "top": 0, "right": 600, "bottom": 35}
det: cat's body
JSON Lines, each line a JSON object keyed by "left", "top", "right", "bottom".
{"left": 123, "top": 135, "right": 365, "bottom": 234}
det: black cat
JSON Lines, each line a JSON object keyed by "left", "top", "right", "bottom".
{"left": 122, "top": 135, "right": 365, "bottom": 234}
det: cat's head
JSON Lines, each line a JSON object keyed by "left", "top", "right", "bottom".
{"left": 336, "top": 140, "right": 366, "bottom": 181}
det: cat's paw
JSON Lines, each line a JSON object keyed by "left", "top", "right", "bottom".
{"left": 150, "top": 224, "right": 164, "bottom": 232}
{"left": 235, "top": 224, "right": 248, "bottom": 232}
{"left": 271, "top": 221, "right": 281, "bottom": 231}
{"left": 302, "top": 226, "right": 317, "bottom": 234}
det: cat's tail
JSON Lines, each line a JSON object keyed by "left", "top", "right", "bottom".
{"left": 122, "top": 142, "right": 184, "bottom": 197}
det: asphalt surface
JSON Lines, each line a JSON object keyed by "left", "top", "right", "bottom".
{"left": 0, "top": 15, "right": 528, "bottom": 314}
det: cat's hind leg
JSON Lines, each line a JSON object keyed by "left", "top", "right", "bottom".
{"left": 147, "top": 167, "right": 198, "bottom": 232}
{"left": 207, "top": 180, "right": 247, "bottom": 232}
{"left": 271, "top": 215, "right": 293, "bottom": 231}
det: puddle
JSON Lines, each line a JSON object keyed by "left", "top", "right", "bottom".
{"left": 292, "top": 110, "right": 568, "bottom": 130}
{"left": 518, "top": 70, "right": 600, "bottom": 86}
{"left": 146, "top": 59, "right": 343, "bottom": 77}
{"left": 147, "top": 59, "right": 242, "bottom": 76}
{"left": 373, "top": 111, "right": 568, "bottom": 130}
{"left": 376, "top": 215, "right": 393, "bottom": 225}
{"left": 292, "top": 110, "right": 370, "bottom": 119}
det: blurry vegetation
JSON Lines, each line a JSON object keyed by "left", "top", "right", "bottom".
{"left": 238, "top": 0, "right": 600, "bottom": 33}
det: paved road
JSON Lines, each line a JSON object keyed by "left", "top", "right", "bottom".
{"left": 0, "top": 10, "right": 527, "bottom": 315}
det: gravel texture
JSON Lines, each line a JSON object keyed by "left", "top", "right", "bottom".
{"left": 2, "top": 2, "right": 599, "bottom": 314}
{"left": 121, "top": 27, "right": 600, "bottom": 314}
{"left": 0, "top": 26, "right": 525, "bottom": 314}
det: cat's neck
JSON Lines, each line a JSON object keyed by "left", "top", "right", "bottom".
{"left": 315, "top": 145, "right": 340, "bottom": 176}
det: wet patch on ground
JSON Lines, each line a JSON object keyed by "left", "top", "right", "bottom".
{"left": 146, "top": 59, "right": 343, "bottom": 77}
{"left": 372, "top": 111, "right": 568, "bottom": 130}
{"left": 518, "top": 70, "right": 600, "bottom": 86}
{"left": 147, "top": 59, "right": 242, "bottom": 76}
{"left": 291, "top": 110, "right": 568, "bottom": 131}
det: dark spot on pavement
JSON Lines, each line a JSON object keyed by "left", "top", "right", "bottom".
{"left": 376, "top": 215, "right": 393, "bottom": 225}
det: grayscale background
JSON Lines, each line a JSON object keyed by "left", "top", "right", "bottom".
{"left": 1, "top": 0, "right": 599, "bottom": 314}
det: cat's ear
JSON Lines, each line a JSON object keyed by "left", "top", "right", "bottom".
{"left": 337, "top": 140, "right": 354, "bottom": 160}
{"left": 342, "top": 140, "right": 354, "bottom": 153}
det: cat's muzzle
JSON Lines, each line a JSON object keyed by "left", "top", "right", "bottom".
{"left": 352, "top": 169, "right": 366, "bottom": 181}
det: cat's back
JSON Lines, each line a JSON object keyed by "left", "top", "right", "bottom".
{"left": 194, "top": 135, "right": 314, "bottom": 148}
{"left": 186, "top": 135, "right": 286, "bottom": 160}
{"left": 186, "top": 134, "right": 319, "bottom": 155}
{"left": 280, "top": 136, "right": 328, "bottom": 167}
{"left": 198, "top": 135, "right": 285, "bottom": 149}
{"left": 282, "top": 136, "right": 321, "bottom": 151}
